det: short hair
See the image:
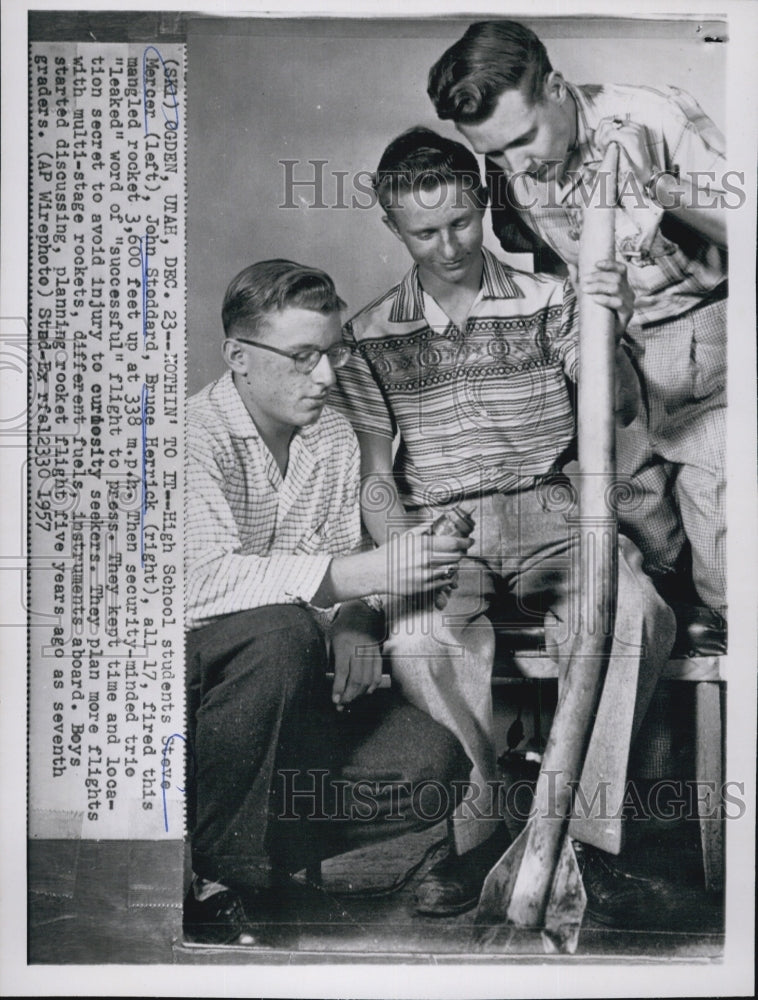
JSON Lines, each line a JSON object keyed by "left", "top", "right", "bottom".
{"left": 373, "top": 126, "right": 488, "bottom": 215}
{"left": 222, "top": 259, "right": 346, "bottom": 337}
{"left": 428, "top": 20, "right": 553, "bottom": 124}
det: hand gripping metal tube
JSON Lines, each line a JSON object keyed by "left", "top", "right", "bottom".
{"left": 428, "top": 506, "right": 475, "bottom": 610}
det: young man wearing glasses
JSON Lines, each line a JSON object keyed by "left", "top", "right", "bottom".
{"left": 184, "top": 259, "right": 471, "bottom": 945}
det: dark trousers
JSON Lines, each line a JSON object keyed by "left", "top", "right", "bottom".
{"left": 186, "top": 604, "right": 339, "bottom": 893}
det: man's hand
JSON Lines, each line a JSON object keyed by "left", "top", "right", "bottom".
{"left": 580, "top": 259, "right": 635, "bottom": 339}
{"left": 314, "top": 513, "right": 474, "bottom": 607}
{"left": 595, "top": 115, "right": 654, "bottom": 186}
{"left": 330, "top": 601, "right": 385, "bottom": 710}
{"left": 377, "top": 523, "right": 474, "bottom": 597}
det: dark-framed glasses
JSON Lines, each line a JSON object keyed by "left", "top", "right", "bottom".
{"left": 234, "top": 337, "right": 352, "bottom": 374}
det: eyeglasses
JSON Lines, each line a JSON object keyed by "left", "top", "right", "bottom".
{"left": 234, "top": 338, "right": 353, "bottom": 374}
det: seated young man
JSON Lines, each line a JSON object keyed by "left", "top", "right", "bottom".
{"left": 184, "top": 259, "right": 472, "bottom": 946}
{"left": 330, "top": 128, "right": 676, "bottom": 923}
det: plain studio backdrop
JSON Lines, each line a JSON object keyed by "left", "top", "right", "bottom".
{"left": 186, "top": 15, "right": 726, "bottom": 392}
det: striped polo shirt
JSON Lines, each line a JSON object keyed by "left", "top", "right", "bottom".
{"left": 503, "top": 83, "right": 727, "bottom": 325}
{"left": 331, "top": 248, "right": 578, "bottom": 506}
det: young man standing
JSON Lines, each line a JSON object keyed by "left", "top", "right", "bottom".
{"left": 428, "top": 20, "right": 728, "bottom": 620}
{"left": 184, "top": 259, "right": 471, "bottom": 945}
{"left": 331, "top": 129, "right": 676, "bottom": 924}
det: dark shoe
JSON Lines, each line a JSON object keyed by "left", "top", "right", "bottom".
{"left": 575, "top": 842, "right": 683, "bottom": 930}
{"left": 183, "top": 886, "right": 272, "bottom": 946}
{"left": 670, "top": 602, "right": 727, "bottom": 656}
{"left": 183, "top": 872, "right": 352, "bottom": 947}
{"left": 414, "top": 826, "right": 511, "bottom": 917}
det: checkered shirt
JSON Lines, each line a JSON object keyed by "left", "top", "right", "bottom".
{"left": 330, "top": 248, "right": 579, "bottom": 506}
{"left": 186, "top": 370, "right": 366, "bottom": 630}
{"left": 504, "top": 82, "right": 727, "bottom": 325}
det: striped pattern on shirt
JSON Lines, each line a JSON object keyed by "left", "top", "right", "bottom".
{"left": 505, "top": 82, "right": 727, "bottom": 325}
{"left": 186, "top": 370, "right": 364, "bottom": 629}
{"left": 331, "top": 248, "right": 578, "bottom": 506}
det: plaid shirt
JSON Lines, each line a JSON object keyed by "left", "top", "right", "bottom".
{"left": 331, "top": 248, "right": 578, "bottom": 506}
{"left": 186, "top": 370, "right": 366, "bottom": 630}
{"left": 501, "top": 83, "right": 727, "bottom": 325}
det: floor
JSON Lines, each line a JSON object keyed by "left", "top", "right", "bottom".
{"left": 28, "top": 684, "right": 724, "bottom": 966}
{"left": 26, "top": 825, "right": 724, "bottom": 966}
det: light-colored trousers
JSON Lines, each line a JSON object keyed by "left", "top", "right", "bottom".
{"left": 616, "top": 296, "right": 727, "bottom": 612}
{"left": 383, "top": 488, "right": 676, "bottom": 854}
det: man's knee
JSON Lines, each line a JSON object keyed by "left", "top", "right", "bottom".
{"left": 618, "top": 538, "right": 676, "bottom": 641}
{"left": 192, "top": 604, "right": 328, "bottom": 699}
{"left": 258, "top": 604, "right": 328, "bottom": 687}
{"left": 386, "top": 609, "right": 494, "bottom": 676}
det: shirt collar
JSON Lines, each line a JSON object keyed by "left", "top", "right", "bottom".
{"left": 210, "top": 369, "right": 319, "bottom": 450}
{"left": 480, "top": 246, "right": 524, "bottom": 299}
{"left": 562, "top": 82, "right": 605, "bottom": 186}
{"left": 211, "top": 370, "right": 259, "bottom": 438}
{"left": 388, "top": 248, "right": 523, "bottom": 323}
{"left": 389, "top": 264, "right": 426, "bottom": 323}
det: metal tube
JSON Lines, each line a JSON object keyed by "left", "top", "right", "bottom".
{"left": 505, "top": 142, "right": 621, "bottom": 928}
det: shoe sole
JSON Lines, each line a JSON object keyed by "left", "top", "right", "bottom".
{"left": 414, "top": 894, "right": 480, "bottom": 917}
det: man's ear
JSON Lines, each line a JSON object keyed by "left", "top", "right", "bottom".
{"left": 382, "top": 213, "right": 403, "bottom": 242}
{"left": 223, "top": 337, "right": 247, "bottom": 374}
{"left": 543, "top": 70, "right": 567, "bottom": 105}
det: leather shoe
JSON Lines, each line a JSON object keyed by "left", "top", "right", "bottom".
{"left": 575, "top": 842, "right": 684, "bottom": 930}
{"left": 183, "top": 876, "right": 351, "bottom": 946}
{"left": 183, "top": 886, "right": 278, "bottom": 946}
{"left": 414, "top": 826, "right": 511, "bottom": 917}
{"left": 670, "top": 602, "right": 727, "bottom": 656}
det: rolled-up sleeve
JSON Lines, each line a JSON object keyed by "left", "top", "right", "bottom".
{"left": 329, "top": 320, "right": 395, "bottom": 439}
{"left": 551, "top": 278, "right": 579, "bottom": 381}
